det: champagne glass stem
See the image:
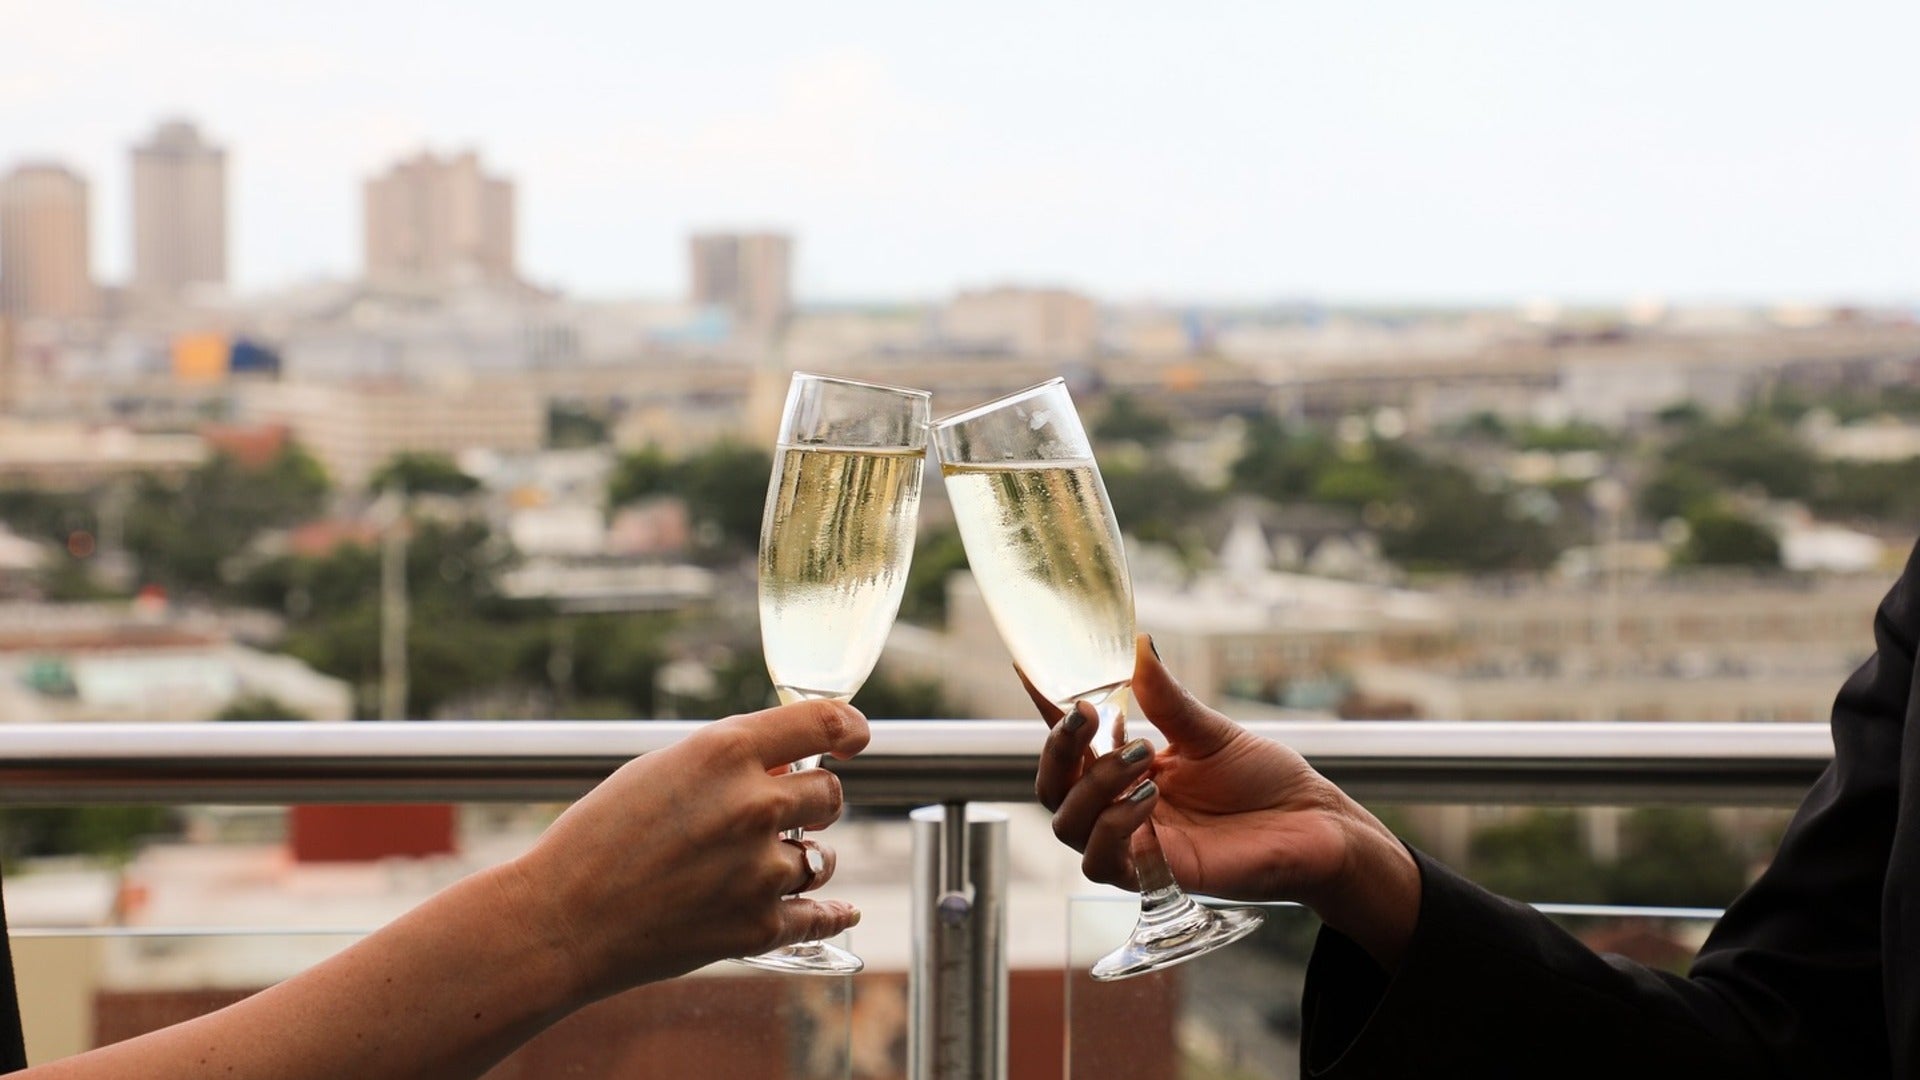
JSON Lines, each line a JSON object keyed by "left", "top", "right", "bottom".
{"left": 1085, "top": 694, "right": 1266, "bottom": 981}
{"left": 729, "top": 697, "right": 863, "bottom": 975}
{"left": 779, "top": 753, "right": 823, "bottom": 848}
{"left": 776, "top": 695, "right": 834, "bottom": 863}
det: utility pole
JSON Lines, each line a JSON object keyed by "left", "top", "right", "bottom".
{"left": 378, "top": 487, "right": 409, "bottom": 721}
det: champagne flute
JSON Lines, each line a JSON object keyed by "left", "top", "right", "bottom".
{"left": 932, "top": 378, "right": 1263, "bottom": 981}
{"left": 741, "top": 371, "right": 930, "bottom": 975}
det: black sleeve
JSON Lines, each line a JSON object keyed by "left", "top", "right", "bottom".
{"left": 0, "top": 869, "right": 26, "bottom": 1072}
{"left": 1300, "top": 548, "right": 1917, "bottom": 1078}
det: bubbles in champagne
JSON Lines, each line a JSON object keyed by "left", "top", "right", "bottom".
{"left": 758, "top": 445, "right": 923, "bottom": 699}
{"left": 942, "top": 461, "right": 1135, "bottom": 725}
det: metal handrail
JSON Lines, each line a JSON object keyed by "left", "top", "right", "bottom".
{"left": 0, "top": 720, "right": 1834, "bottom": 806}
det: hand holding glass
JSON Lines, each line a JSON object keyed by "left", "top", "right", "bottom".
{"left": 933, "top": 378, "right": 1263, "bottom": 980}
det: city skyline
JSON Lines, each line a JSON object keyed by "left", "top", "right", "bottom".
{"left": 1, "top": 0, "right": 1916, "bottom": 306}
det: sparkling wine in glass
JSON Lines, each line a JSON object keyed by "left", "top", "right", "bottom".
{"left": 933, "top": 377, "right": 1263, "bottom": 981}
{"left": 741, "top": 372, "right": 930, "bottom": 975}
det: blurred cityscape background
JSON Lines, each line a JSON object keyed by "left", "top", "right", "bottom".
{"left": 0, "top": 1, "right": 1915, "bottom": 1076}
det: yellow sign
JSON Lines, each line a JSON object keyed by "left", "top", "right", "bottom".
{"left": 171, "top": 333, "right": 229, "bottom": 383}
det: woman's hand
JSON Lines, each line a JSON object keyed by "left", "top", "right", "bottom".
{"left": 514, "top": 698, "right": 870, "bottom": 1002}
{"left": 1029, "top": 636, "right": 1420, "bottom": 967}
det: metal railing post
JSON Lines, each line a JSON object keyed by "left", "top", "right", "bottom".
{"left": 909, "top": 803, "right": 1008, "bottom": 1080}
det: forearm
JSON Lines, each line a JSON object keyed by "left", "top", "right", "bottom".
{"left": 25, "top": 861, "right": 583, "bottom": 1079}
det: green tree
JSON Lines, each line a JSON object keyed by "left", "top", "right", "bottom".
{"left": 41, "top": 553, "right": 125, "bottom": 601}
{"left": 1228, "top": 417, "right": 1336, "bottom": 500}
{"left": 1308, "top": 460, "right": 1399, "bottom": 507}
{"left": 1379, "top": 464, "right": 1560, "bottom": 573}
{"left": 852, "top": 672, "right": 957, "bottom": 720}
{"left": 214, "top": 695, "right": 309, "bottom": 722}
{"left": 0, "top": 487, "right": 94, "bottom": 544}
{"left": 123, "top": 446, "right": 330, "bottom": 597}
{"left": 1103, "top": 459, "right": 1217, "bottom": 547}
{"left": 678, "top": 650, "right": 776, "bottom": 720}
{"left": 368, "top": 452, "right": 480, "bottom": 496}
{"left": 607, "top": 446, "right": 675, "bottom": 507}
{"left": 1605, "top": 808, "right": 1750, "bottom": 908}
{"left": 1664, "top": 418, "right": 1816, "bottom": 500}
{"left": 1637, "top": 464, "right": 1720, "bottom": 522}
{"left": 677, "top": 442, "right": 773, "bottom": 552}
{"left": 0, "top": 806, "right": 181, "bottom": 867}
{"left": 529, "top": 614, "right": 672, "bottom": 717}
{"left": 264, "top": 518, "right": 530, "bottom": 717}
{"left": 606, "top": 442, "right": 772, "bottom": 555}
{"left": 1516, "top": 422, "right": 1617, "bottom": 453}
{"left": 1093, "top": 392, "right": 1175, "bottom": 447}
{"left": 1453, "top": 412, "right": 1511, "bottom": 442}
{"left": 1678, "top": 510, "right": 1780, "bottom": 568}
{"left": 1809, "top": 459, "right": 1920, "bottom": 526}
{"left": 548, "top": 403, "right": 610, "bottom": 448}
{"left": 1654, "top": 402, "right": 1707, "bottom": 428}
{"left": 1229, "top": 418, "right": 1565, "bottom": 573}
{"left": 1466, "top": 810, "right": 1607, "bottom": 903}
{"left": 899, "top": 526, "right": 969, "bottom": 625}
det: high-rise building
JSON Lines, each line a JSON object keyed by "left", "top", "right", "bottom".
{"left": 363, "top": 151, "right": 515, "bottom": 288}
{"left": 0, "top": 163, "right": 94, "bottom": 322}
{"left": 688, "top": 232, "right": 792, "bottom": 335}
{"left": 131, "top": 120, "right": 228, "bottom": 305}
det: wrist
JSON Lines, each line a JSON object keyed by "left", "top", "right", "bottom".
{"left": 1310, "top": 796, "right": 1421, "bottom": 970}
{"left": 491, "top": 854, "right": 600, "bottom": 1011}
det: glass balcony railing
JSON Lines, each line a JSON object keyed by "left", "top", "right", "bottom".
{"left": 0, "top": 719, "right": 1831, "bottom": 1078}
{"left": 1065, "top": 898, "right": 1725, "bottom": 1080}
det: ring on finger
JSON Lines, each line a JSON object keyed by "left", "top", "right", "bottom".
{"left": 780, "top": 836, "right": 827, "bottom": 894}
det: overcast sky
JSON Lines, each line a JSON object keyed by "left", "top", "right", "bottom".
{"left": 3, "top": 0, "right": 1915, "bottom": 305}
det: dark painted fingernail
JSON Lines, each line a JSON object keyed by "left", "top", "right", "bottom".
{"left": 1127, "top": 779, "right": 1158, "bottom": 804}
{"left": 1148, "top": 635, "right": 1161, "bottom": 660}
{"left": 1120, "top": 739, "right": 1151, "bottom": 765}
{"left": 1063, "top": 704, "right": 1090, "bottom": 733}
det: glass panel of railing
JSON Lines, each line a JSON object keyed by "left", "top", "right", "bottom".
{"left": 10, "top": 927, "right": 856, "bottom": 1077}
{"left": 1066, "top": 896, "right": 1725, "bottom": 1080}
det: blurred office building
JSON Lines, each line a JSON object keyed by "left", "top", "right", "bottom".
{"left": 687, "top": 231, "right": 792, "bottom": 338}
{"left": 363, "top": 150, "right": 516, "bottom": 288}
{"left": 0, "top": 163, "right": 95, "bottom": 322}
{"left": 942, "top": 286, "right": 1098, "bottom": 359}
{"left": 131, "top": 120, "right": 228, "bottom": 308}
{"left": 239, "top": 378, "right": 545, "bottom": 490}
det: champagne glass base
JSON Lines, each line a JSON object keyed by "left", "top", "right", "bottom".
{"left": 732, "top": 939, "right": 865, "bottom": 976}
{"left": 1090, "top": 902, "right": 1264, "bottom": 982}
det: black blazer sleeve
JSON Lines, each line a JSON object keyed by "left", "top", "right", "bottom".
{"left": 0, "top": 868, "right": 25, "bottom": 1072}
{"left": 1299, "top": 548, "right": 1918, "bottom": 1078}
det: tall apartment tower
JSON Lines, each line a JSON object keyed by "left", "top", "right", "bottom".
{"left": 688, "top": 232, "right": 792, "bottom": 336}
{"left": 0, "top": 163, "right": 95, "bottom": 321}
{"left": 363, "top": 151, "right": 516, "bottom": 288}
{"left": 131, "top": 119, "right": 228, "bottom": 305}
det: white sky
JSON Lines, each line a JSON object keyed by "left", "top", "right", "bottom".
{"left": 2, "top": 0, "right": 1915, "bottom": 305}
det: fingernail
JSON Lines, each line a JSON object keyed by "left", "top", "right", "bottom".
{"left": 1148, "top": 634, "right": 1161, "bottom": 660}
{"left": 833, "top": 901, "right": 861, "bottom": 926}
{"left": 1120, "top": 739, "right": 1151, "bottom": 765}
{"left": 1127, "top": 779, "right": 1158, "bottom": 804}
{"left": 1063, "top": 703, "right": 1091, "bottom": 733}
